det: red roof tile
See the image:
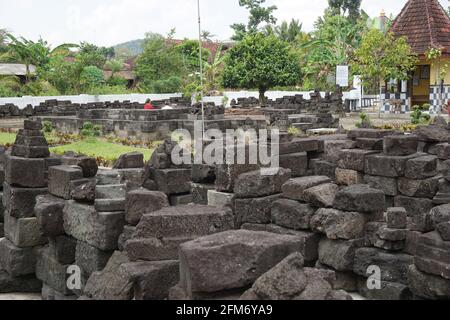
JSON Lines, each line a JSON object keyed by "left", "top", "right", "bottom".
{"left": 390, "top": 0, "right": 450, "bottom": 55}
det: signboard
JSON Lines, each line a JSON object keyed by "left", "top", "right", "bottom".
{"left": 336, "top": 65, "right": 349, "bottom": 87}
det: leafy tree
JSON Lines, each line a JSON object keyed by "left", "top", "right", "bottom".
{"left": 135, "top": 33, "right": 183, "bottom": 92}
{"left": 231, "top": 0, "right": 278, "bottom": 41}
{"left": 201, "top": 30, "right": 215, "bottom": 42}
{"left": 77, "top": 42, "right": 108, "bottom": 68}
{"left": 328, "top": 0, "right": 362, "bottom": 21}
{"left": 173, "top": 39, "right": 210, "bottom": 75}
{"left": 352, "top": 29, "right": 418, "bottom": 95}
{"left": 222, "top": 33, "right": 301, "bottom": 102}
{"left": 80, "top": 66, "right": 105, "bottom": 90}
{"left": 274, "top": 19, "right": 303, "bottom": 43}
{"left": 105, "top": 59, "right": 124, "bottom": 78}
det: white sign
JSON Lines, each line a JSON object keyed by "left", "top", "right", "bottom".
{"left": 336, "top": 65, "right": 349, "bottom": 87}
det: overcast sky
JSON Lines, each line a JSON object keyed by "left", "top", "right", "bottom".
{"left": 0, "top": 0, "right": 448, "bottom": 47}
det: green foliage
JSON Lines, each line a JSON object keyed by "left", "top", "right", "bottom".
{"left": 411, "top": 106, "right": 431, "bottom": 125}
{"left": 222, "top": 33, "right": 301, "bottom": 102}
{"left": 105, "top": 59, "right": 124, "bottom": 77}
{"left": 328, "top": 0, "right": 362, "bottom": 21}
{"left": 273, "top": 19, "right": 303, "bottom": 43}
{"left": 106, "top": 75, "right": 128, "bottom": 87}
{"left": 231, "top": 0, "right": 278, "bottom": 41}
{"left": 352, "top": 29, "right": 418, "bottom": 85}
{"left": 80, "top": 122, "right": 102, "bottom": 137}
{"left": 355, "top": 112, "right": 372, "bottom": 128}
{"left": 288, "top": 126, "right": 302, "bottom": 136}
{"left": 173, "top": 39, "right": 210, "bottom": 75}
{"left": 80, "top": 66, "right": 105, "bottom": 89}
{"left": 42, "top": 121, "right": 54, "bottom": 133}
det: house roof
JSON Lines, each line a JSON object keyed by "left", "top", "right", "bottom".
{"left": 103, "top": 70, "right": 135, "bottom": 80}
{"left": 0, "top": 63, "right": 36, "bottom": 76}
{"left": 390, "top": 0, "right": 450, "bottom": 55}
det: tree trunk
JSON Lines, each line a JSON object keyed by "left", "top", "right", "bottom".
{"left": 259, "top": 88, "right": 266, "bottom": 105}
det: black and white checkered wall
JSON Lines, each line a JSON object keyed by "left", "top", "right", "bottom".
{"left": 430, "top": 85, "right": 450, "bottom": 107}
{"left": 380, "top": 93, "right": 410, "bottom": 114}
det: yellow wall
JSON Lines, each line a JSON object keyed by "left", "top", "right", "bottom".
{"left": 419, "top": 56, "right": 450, "bottom": 85}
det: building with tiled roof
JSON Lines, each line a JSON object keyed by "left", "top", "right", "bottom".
{"left": 382, "top": 0, "right": 450, "bottom": 112}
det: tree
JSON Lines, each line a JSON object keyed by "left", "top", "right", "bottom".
{"left": 328, "top": 0, "right": 362, "bottom": 21}
{"left": 231, "top": 0, "right": 278, "bottom": 41}
{"left": 274, "top": 19, "right": 303, "bottom": 43}
{"left": 352, "top": 29, "right": 418, "bottom": 107}
{"left": 77, "top": 42, "right": 108, "bottom": 68}
{"left": 135, "top": 33, "right": 184, "bottom": 92}
{"left": 80, "top": 66, "right": 105, "bottom": 90}
{"left": 105, "top": 59, "right": 124, "bottom": 78}
{"left": 222, "top": 33, "right": 301, "bottom": 102}
{"left": 201, "top": 30, "right": 215, "bottom": 42}
{"left": 173, "top": 39, "right": 210, "bottom": 75}
{"left": 204, "top": 45, "right": 226, "bottom": 92}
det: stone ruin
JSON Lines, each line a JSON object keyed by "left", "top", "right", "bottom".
{"left": 1, "top": 118, "right": 449, "bottom": 300}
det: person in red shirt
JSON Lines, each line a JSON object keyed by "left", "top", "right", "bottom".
{"left": 144, "top": 99, "right": 155, "bottom": 110}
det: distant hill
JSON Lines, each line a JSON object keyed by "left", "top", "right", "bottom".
{"left": 114, "top": 39, "right": 145, "bottom": 56}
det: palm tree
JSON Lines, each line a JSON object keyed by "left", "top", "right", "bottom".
{"left": 201, "top": 30, "right": 216, "bottom": 42}
{"left": 275, "top": 19, "right": 303, "bottom": 43}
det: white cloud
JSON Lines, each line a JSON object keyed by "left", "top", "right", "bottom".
{"left": 0, "top": 0, "right": 448, "bottom": 46}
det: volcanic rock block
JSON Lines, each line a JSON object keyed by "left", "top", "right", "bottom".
{"left": 83, "top": 251, "right": 134, "bottom": 300}
{"left": 414, "top": 231, "right": 450, "bottom": 279}
{"left": 353, "top": 248, "right": 413, "bottom": 285}
{"left": 386, "top": 207, "right": 407, "bottom": 229}
{"left": 363, "top": 175, "right": 398, "bottom": 196}
{"left": 23, "top": 119, "right": 42, "bottom": 130}
{"left": 113, "top": 152, "right": 144, "bottom": 169}
{"left": 61, "top": 154, "right": 98, "bottom": 178}
{"left": 207, "top": 190, "right": 235, "bottom": 208}
{"left": 355, "top": 138, "right": 383, "bottom": 150}
{"left": 48, "top": 235, "right": 77, "bottom": 265}
{"left": 408, "top": 265, "right": 450, "bottom": 299}
{"left": 241, "top": 224, "right": 320, "bottom": 263}
{"left": 433, "top": 143, "right": 450, "bottom": 160}
{"left": 70, "top": 180, "right": 96, "bottom": 203}
{"left": 35, "top": 247, "right": 73, "bottom": 295}
{"left": 0, "top": 238, "right": 37, "bottom": 276}
{"left": 394, "top": 196, "right": 434, "bottom": 232}
{"left": 4, "top": 155, "right": 46, "bottom": 188}
{"left": 377, "top": 227, "right": 407, "bottom": 241}
{"left": 215, "top": 164, "right": 260, "bottom": 192}
{"left": 42, "top": 284, "right": 77, "bottom": 301}
{"left": 318, "top": 238, "right": 364, "bottom": 272}
{"left": 95, "top": 184, "right": 126, "bottom": 199}
{"left": 383, "top": 135, "right": 419, "bottom": 156}
{"left": 428, "top": 203, "right": 450, "bottom": 228}
{"left": 48, "top": 165, "right": 84, "bottom": 199}
{"left": 241, "top": 253, "right": 351, "bottom": 300}
{"left": 347, "top": 129, "right": 397, "bottom": 140}
{"left": 335, "top": 168, "right": 364, "bottom": 186}
{"left": 337, "top": 149, "right": 379, "bottom": 171}
{"left": 4, "top": 215, "right": 47, "bottom": 248}
{"left": 415, "top": 125, "right": 450, "bottom": 142}
{"left": 191, "top": 164, "right": 215, "bottom": 184}
{"left": 118, "top": 225, "right": 136, "bottom": 251}
{"left": 0, "top": 270, "right": 42, "bottom": 294}
{"left": 235, "top": 194, "right": 281, "bottom": 226}
{"left": 169, "top": 193, "right": 192, "bottom": 206}
{"left": 364, "top": 153, "right": 423, "bottom": 177}
{"left": 271, "top": 199, "right": 314, "bottom": 230}
{"left": 123, "top": 260, "right": 179, "bottom": 300}
{"left": 356, "top": 278, "right": 412, "bottom": 300}
{"left": 11, "top": 145, "right": 50, "bottom": 158}
{"left": 63, "top": 201, "right": 125, "bottom": 251}
{"left": 190, "top": 183, "right": 215, "bottom": 205}
{"left": 275, "top": 138, "right": 319, "bottom": 155}
{"left": 281, "top": 176, "right": 331, "bottom": 201}
{"left": 234, "top": 168, "right": 291, "bottom": 198}
{"left": 2, "top": 183, "right": 48, "bottom": 218}
{"left": 323, "top": 140, "right": 357, "bottom": 163}
{"left": 310, "top": 208, "right": 365, "bottom": 240}
{"left": 118, "top": 168, "right": 146, "bottom": 190}
{"left": 437, "top": 222, "right": 450, "bottom": 241}
{"left": 97, "top": 169, "right": 121, "bottom": 186}
{"left": 398, "top": 176, "right": 440, "bottom": 199}
{"left": 75, "top": 241, "right": 113, "bottom": 277}
{"left": 333, "top": 184, "right": 385, "bottom": 213}
{"left": 303, "top": 183, "right": 339, "bottom": 208}
{"left": 148, "top": 168, "right": 192, "bottom": 195}
{"left": 279, "top": 152, "right": 308, "bottom": 177}
{"left": 178, "top": 230, "right": 303, "bottom": 295}
{"left": 125, "top": 189, "right": 169, "bottom": 226}
{"left": 405, "top": 155, "right": 438, "bottom": 179}
{"left": 310, "top": 159, "right": 336, "bottom": 180}
{"left": 34, "top": 194, "right": 66, "bottom": 237}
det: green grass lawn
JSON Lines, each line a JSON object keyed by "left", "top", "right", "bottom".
{"left": 0, "top": 132, "right": 155, "bottom": 165}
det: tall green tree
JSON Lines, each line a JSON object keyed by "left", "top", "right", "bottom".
{"left": 222, "top": 33, "right": 301, "bottom": 102}
{"left": 352, "top": 29, "right": 418, "bottom": 94}
{"left": 231, "top": 0, "right": 278, "bottom": 41}
{"left": 328, "top": 0, "right": 362, "bottom": 21}
{"left": 173, "top": 39, "right": 210, "bottom": 75}
{"left": 272, "top": 19, "right": 304, "bottom": 43}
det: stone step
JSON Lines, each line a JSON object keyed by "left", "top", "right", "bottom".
{"left": 96, "top": 170, "right": 121, "bottom": 185}
{"left": 95, "top": 184, "right": 126, "bottom": 199}
{"left": 94, "top": 199, "right": 125, "bottom": 212}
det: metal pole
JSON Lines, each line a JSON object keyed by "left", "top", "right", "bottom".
{"left": 197, "top": 0, "right": 205, "bottom": 139}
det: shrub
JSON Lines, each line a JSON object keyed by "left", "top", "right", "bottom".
{"left": 42, "top": 121, "right": 54, "bottom": 133}
{"left": 355, "top": 112, "right": 372, "bottom": 128}
{"left": 80, "top": 122, "right": 102, "bottom": 137}
{"left": 287, "top": 126, "right": 302, "bottom": 137}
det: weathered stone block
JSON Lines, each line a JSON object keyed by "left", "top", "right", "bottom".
{"left": 394, "top": 196, "right": 434, "bottom": 232}
{"left": 398, "top": 176, "right": 440, "bottom": 198}
{"left": 405, "top": 155, "right": 438, "bottom": 179}
{"left": 333, "top": 184, "right": 385, "bottom": 213}
{"left": 271, "top": 199, "right": 314, "bottom": 230}
{"left": 191, "top": 164, "right": 216, "bottom": 184}
{"left": 357, "top": 278, "right": 412, "bottom": 300}
{"left": 215, "top": 164, "right": 260, "bottom": 192}
{"left": 34, "top": 194, "right": 66, "bottom": 237}
{"left": 35, "top": 247, "right": 72, "bottom": 295}
{"left": 408, "top": 265, "right": 450, "bottom": 299}
{"left": 337, "top": 149, "right": 379, "bottom": 171}
{"left": 234, "top": 168, "right": 291, "bottom": 198}
{"left": 383, "top": 135, "right": 419, "bottom": 156}
{"left": 125, "top": 189, "right": 169, "bottom": 226}
{"left": 364, "top": 153, "right": 423, "bottom": 177}
{"left": 94, "top": 199, "right": 125, "bottom": 212}
{"left": 323, "top": 140, "right": 356, "bottom": 163}
{"left": 4, "top": 214, "right": 47, "bottom": 248}
{"left": 178, "top": 230, "right": 303, "bottom": 294}
{"left": 63, "top": 201, "right": 125, "bottom": 251}
{"left": 0, "top": 238, "right": 36, "bottom": 276}
{"left": 335, "top": 168, "right": 364, "bottom": 186}
{"left": 0, "top": 270, "right": 42, "bottom": 293}
{"left": 190, "top": 183, "right": 215, "bottom": 205}
{"left": 310, "top": 208, "right": 365, "bottom": 240}
{"left": 235, "top": 194, "right": 281, "bottom": 226}
{"left": 386, "top": 207, "right": 407, "bottom": 229}
{"left": 414, "top": 231, "right": 450, "bottom": 279}
{"left": 363, "top": 175, "right": 398, "bottom": 196}
{"left": 48, "top": 235, "right": 77, "bottom": 265}
{"left": 348, "top": 129, "right": 397, "bottom": 140}
{"left": 355, "top": 138, "right": 383, "bottom": 150}
{"left": 2, "top": 183, "right": 48, "bottom": 218}
{"left": 149, "top": 168, "right": 192, "bottom": 194}
{"left": 303, "top": 183, "right": 339, "bottom": 208}
{"left": 113, "top": 152, "right": 144, "bottom": 169}
{"left": 279, "top": 152, "right": 308, "bottom": 177}
{"left": 76, "top": 241, "right": 113, "bottom": 277}
{"left": 310, "top": 159, "right": 336, "bottom": 180}
{"left": 169, "top": 193, "right": 193, "bottom": 206}
{"left": 4, "top": 155, "right": 46, "bottom": 188}
{"left": 281, "top": 176, "right": 331, "bottom": 201}
{"left": 48, "top": 165, "right": 84, "bottom": 199}
{"left": 318, "top": 238, "right": 364, "bottom": 272}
